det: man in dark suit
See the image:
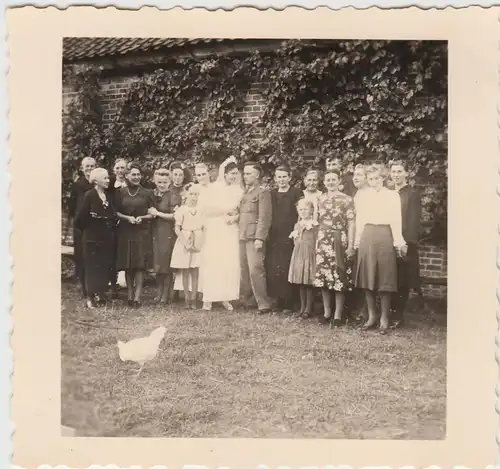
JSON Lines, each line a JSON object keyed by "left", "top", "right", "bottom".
{"left": 67, "top": 156, "right": 96, "bottom": 298}
{"left": 239, "top": 162, "right": 273, "bottom": 313}
{"left": 390, "top": 160, "right": 422, "bottom": 327}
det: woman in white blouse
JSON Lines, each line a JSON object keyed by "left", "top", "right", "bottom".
{"left": 354, "top": 164, "right": 407, "bottom": 333}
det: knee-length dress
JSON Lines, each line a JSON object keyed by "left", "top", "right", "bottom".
{"left": 152, "top": 189, "right": 179, "bottom": 274}
{"left": 313, "top": 192, "right": 355, "bottom": 291}
{"left": 115, "top": 185, "right": 154, "bottom": 271}
{"left": 74, "top": 188, "right": 116, "bottom": 296}
{"left": 266, "top": 187, "right": 302, "bottom": 300}
{"left": 288, "top": 220, "right": 318, "bottom": 285}
{"left": 170, "top": 205, "right": 205, "bottom": 269}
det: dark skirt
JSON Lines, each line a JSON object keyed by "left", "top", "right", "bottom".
{"left": 116, "top": 222, "right": 152, "bottom": 271}
{"left": 152, "top": 219, "right": 176, "bottom": 274}
{"left": 72, "top": 227, "right": 85, "bottom": 284}
{"left": 83, "top": 235, "right": 114, "bottom": 296}
{"left": 355, "top": 224, "right": 397, "bottom": 292}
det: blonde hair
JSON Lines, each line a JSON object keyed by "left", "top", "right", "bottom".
{"left": 89, "top": 167, "right": 108, "bottom": 185}
{"left": 365, "top": 163, "right": 388, "bottom": 178}
{"left": 296, "top": 198, "right": 314, "bottom": 213}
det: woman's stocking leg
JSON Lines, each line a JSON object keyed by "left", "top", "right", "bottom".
{"left": 364, "top": 289, "right": 378, "bottom": 326}
{"left": 334, "top": 291, "right": 345, "bottom": 320}
{"left": 134, "top": 270, "right": 144, "bottom": 302}
{"left": 125, "top": 270, "right": 134, "bottom": 301}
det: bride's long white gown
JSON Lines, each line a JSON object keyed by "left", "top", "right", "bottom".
{"left": 200, "top": 181, "right": 243, "bottom": 302}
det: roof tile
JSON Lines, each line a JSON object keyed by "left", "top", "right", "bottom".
{"left": 63, "top": 37, "right": 230, "bottom": 62}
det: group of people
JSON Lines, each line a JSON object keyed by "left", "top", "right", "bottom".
{"left": 68, "top": 153, "right": 421, "bottom": 333}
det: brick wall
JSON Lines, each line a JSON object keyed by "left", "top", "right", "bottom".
{"left": 62, "top": 72, "right": 447, "bottom": 297}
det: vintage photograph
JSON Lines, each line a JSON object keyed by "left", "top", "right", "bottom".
{"left": 60, "top": 37, "right": 448, "bottom": 439}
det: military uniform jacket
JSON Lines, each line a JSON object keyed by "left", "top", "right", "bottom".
{"left": 239, "top": 185, "right": 272, "bottom": 242}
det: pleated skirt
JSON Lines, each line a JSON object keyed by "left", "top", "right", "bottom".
{"left": 355, "top": 224, "right": 397, "bottom": 293}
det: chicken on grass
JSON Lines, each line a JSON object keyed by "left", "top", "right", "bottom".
{"left": 117, "top": 326, "right": 166, "bottom": 377}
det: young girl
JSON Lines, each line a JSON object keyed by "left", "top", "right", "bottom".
{"left": 288, "top": 198, "right": 319, "bottom": 317}
{"left": 170, "top": 183, "right": 205, "bottom": 309}
{"left": 302, "top": 169, "right": 322, "bottom": 220}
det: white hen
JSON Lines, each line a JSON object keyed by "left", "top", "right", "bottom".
{"left": 117, "top": 326, "right": 166, "bottom": 377}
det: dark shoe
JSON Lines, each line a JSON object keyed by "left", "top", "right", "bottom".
{"left": 319, "top": 315, "right": 331, "bottom": 325}
{"left": 391, "top": 318, "right": 404, "bottom": 329}
{"left": 127, "top": 299, "right": 134, "bottom": 307}
{"left": 133, "top": 300, "right": 141, "bottom": 309}
{"left": 258, "top": 308, "right": 272, "bottom": 314}
{"left": 362, "top": 321, "right": 378, "bottom": 330}
{"left": 332, "top": 318, "right": 343, "bottom": 328}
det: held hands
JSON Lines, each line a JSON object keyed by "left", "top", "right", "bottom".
{"left": 254, "top": 239, "right": 264, "bottom": 251}
{"left": 346, "top": 246, "right": 355, "bottom": 259}
{"left": 127, "top": 216, "right": 142, "bottom": 224}
{"left": 396, "top": 245, "right": 408, "bottom": 258}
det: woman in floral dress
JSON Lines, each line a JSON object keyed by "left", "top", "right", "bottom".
{"left": 313, "top": 170, "right": 356, "bottom": 327}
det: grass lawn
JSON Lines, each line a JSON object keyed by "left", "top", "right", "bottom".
{"left": 61, "top": 280, "right": 446, "bottom": 439}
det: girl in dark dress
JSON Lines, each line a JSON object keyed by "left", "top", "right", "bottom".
{"left": 115, "top": 164, "right": 154, "bottom": 308}
{"left": 148, "top": 162, "right": 186, "bottom": 304}
{"left": 67, "top": 156, "right": 96, "bottom": 297}
{"left": 75, "top": 168, "right": 116, "bottom": 309}
{"left": 266, "top": 165, "right": 302, "bottom": 313}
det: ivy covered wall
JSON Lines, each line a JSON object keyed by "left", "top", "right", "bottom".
{"left": 62, "top": 39, "right": 447, "bottom": 255}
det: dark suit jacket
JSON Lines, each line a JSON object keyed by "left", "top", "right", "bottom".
{"left": 68, "top": 176, "right": 93, "bottom": 220}
{"left": 397, "top": 185, "right": 421, "bottom": 245}
{"left": 239, "top": 185, "right": 272, "bottom": 242}
{"left": 340, "top": 173, "right": 356, "bottom": 197}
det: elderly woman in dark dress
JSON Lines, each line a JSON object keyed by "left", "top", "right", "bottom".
{"left": 75, "top": 168, "right": 116, "bottom": 309}
{"left": 68, "top": 156, "right": 96, "bottom": 298}
{"left": 148, "top": 161, "right": 187, "bottom": 303}
{"left": 115, "top": 164, "right": 154, "bottom": 308}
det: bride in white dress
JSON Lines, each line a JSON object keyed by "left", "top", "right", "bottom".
{"left": 200, "top": 157, "right": 244, "bottom": 310}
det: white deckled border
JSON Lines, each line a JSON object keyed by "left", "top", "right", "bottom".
{"left": 3, "top": 3, "right": 496, "bottom": 469}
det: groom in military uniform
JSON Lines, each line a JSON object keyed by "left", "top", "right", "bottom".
{"left": 239, "top": 162, "right": 273, "bottom": 313}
